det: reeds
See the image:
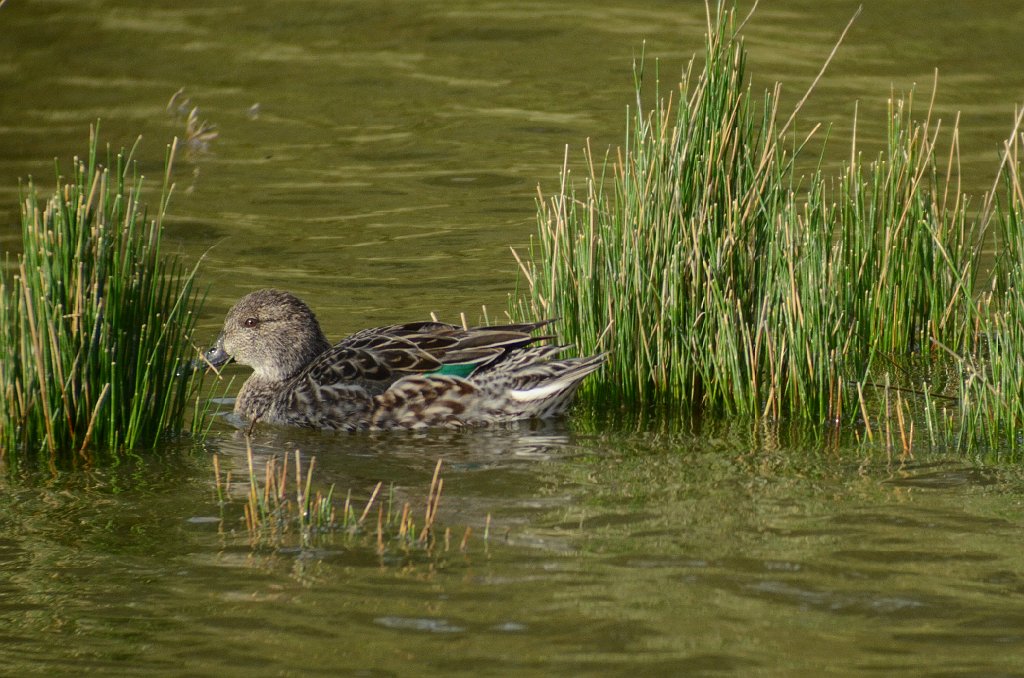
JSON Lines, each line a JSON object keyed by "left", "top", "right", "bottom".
{"left": 0, "top": 126, "right": 207, "bottom": 468}
{"left": 517, "top": 11, "right": 770, "bottom": 407}
{"left": 953, "top": 115, "right": 1024, "bottom": 450}
{"left": 217, "top": 441, "right": 474, "bottom": 553}
{"left": 512, "top": 3, "right": 1008, "bottom": 437}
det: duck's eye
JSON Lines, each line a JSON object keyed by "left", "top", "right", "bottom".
{"left": 243, "top": 317, "right": 259, "bottom": 328}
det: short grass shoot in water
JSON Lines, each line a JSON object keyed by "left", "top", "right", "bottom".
{"left": 215, "top": 442, "right": 482, "bottom": 555}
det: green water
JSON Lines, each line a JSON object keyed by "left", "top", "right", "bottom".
{"left": 3, "top": 0, "right": 1024, "bottom": 675}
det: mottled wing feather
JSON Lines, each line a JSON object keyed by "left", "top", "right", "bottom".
{"left": 324, "top": 319, "right": 557, "bottom": 380}
{"left": 301, "top": 345, "right": 441, "bottom": 389}
{"left": 367, "top": 349, "right": 606, "bottom": 429}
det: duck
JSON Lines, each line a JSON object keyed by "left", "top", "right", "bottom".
{"left": 202, "top": 289, "right": 605, "bottom": 431}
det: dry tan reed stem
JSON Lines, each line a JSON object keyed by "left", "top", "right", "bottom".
{"left": 376, "top": 505, "right": 384, "bottom": 554}
{"left": 398, "top": 503, "right": 411, "bottom": 539}
{"left": 212, "top": 454, "right": 221, "bottom": 494}
{"left": 358, "top": 482, "right": 383, "bottom": 525}
{"left": 78, "top": 382, "right": 110, "bottom": 456}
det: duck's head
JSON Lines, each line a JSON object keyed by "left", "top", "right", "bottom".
{"left": 204, "top": 289, "right": 331, "bottom": 381}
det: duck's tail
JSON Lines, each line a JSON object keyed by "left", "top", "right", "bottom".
{"left": 478, "top": 347, "right": 607, "bottom": 420}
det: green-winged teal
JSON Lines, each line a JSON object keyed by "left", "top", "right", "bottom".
{"left": 203, "top": 289, "right": 605, "bottom": 431}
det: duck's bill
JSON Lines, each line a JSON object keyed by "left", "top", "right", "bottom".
{"left": 197, "top": 335, "right": 233, "bottom": 371}
{"left": 176, "top": 337, "right": 232, "bottom": 378}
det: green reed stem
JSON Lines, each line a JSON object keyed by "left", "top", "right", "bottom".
{"left": 0, "top": 126, "right": 207, "bottom": 468}
{"left": 513, "top": 3, "right": 986, "bottom": 431}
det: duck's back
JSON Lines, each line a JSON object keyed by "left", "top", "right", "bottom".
{"left": 305, "top": 319, "right": 554, "bottom": 390}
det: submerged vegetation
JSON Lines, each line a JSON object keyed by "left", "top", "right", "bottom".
{"left": 0, "top": 127, "right": 207, "bottom": 468}
{"left": 513, "top": 4, "right": 1024, "bottom": 452}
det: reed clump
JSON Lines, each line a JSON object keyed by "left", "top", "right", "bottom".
{"left": 215, "top": 443, "right": 478, "bottom": 553}
{"left": 953, "top": 125, "right": 1024, "bottom": 449}
{"left": 513, "top": 3, "right": 1024, "bottom": 450}
{"left": 0, "top": 127, "right": 207, "bottom": 468}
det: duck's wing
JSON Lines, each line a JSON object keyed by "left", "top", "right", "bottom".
{"left": 344, "top": 320, "right": 556, "bottom": 373}
{"left": 300, "top": 342, "right": 441, "bottom": 392}
{"left": 369, "top": 348, "right": 607, "bottom": 429}
{"left": 303, "top": 319, "right": 556, "bottom": 389}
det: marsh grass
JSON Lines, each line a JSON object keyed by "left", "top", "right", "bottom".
{"left": 218, "top": 442, "right": 477, "bottom": 553}
{"left": 951, "top": 114, "right": 1024, "bottom": 451}
{"left": 513, "top": 3, "right": 1024, "bottom": 447}
{"left": 0, "top": 127, "right": 207, "bottom": 468}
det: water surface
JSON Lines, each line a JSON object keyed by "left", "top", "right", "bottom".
{"left": 2, "top": 1, "right": 1024, "bottom": 675}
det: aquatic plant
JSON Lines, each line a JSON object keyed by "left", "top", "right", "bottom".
{"left": 0, "top": 127, "right": 207, "bottom": 468}
{"left": 166, "top": 88, "right": 219, "bottom": 159}
{"left": 952, "top": 114, "right": 1024, "bottom": 450}
{"left": 215, "top": 443, "right": 479, "bottom": 553}
{"left": 513, "top": 4, "right": 984, "bottom": 426}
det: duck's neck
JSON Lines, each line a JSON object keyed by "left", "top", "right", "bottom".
{"left": 288, "top": 334, "right": 331, "bottom": 378}
{"left": 255, "top": 333, "right": 331, "bottom": 382}
{"left": 235, "top": 375, "right": 278, "bottom": 421}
